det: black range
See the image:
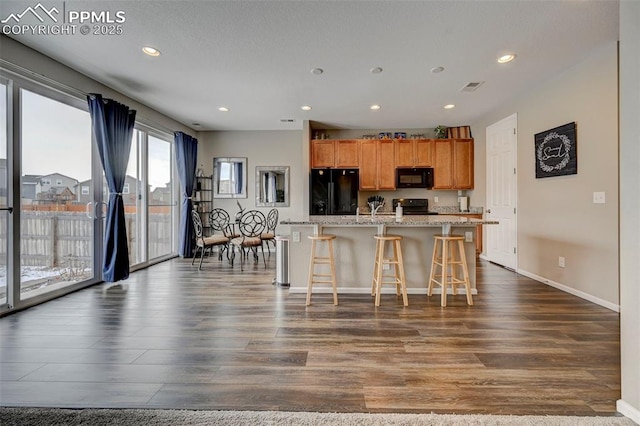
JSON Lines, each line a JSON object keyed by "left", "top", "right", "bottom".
{"left": 392, "top": 198, "right": 438, "bottom": 215}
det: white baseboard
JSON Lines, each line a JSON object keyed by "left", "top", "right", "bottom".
{"left": 288, "top": 286, "right": 477, "bottom": 296}
{"left": 516, "top": 268, "right": 620, "bottom": 312}
{"left": 617, "top": 399, "right": 640, "bottom": 424}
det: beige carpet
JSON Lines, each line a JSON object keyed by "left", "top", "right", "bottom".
{"left": 0, "top": 408, "right": 636, "bottom": 425}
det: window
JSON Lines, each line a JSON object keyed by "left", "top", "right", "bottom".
{"left": 56, "top": 179, "right": 62, "bottom": 185}
{"left": 81, "top": 185, "right": 89, "bottom": 195}
{"left": 42, "top": 178, "right": 51, "bottom": 185}
{"left": 123, "top": 183, "right": 130, "bottom": 194}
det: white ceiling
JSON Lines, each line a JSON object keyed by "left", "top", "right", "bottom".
{"left": 1, "top": 0, "right": 619, "bottom": 132}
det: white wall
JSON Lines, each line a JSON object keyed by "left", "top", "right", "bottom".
{"left": 472, "top": 42, "right": 619, "bottom": 309}
{"left": 197, "top": 130, "right": 304, "bottom": 234}
{"left": 618, "top": 0, "right": 640, "bottom": 421}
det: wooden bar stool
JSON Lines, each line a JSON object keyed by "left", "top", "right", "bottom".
{"left": 428, "top": 234, "right": 473, "bottom": 307}
{"left": 371, "top": 234, "right": 408, "bottom": 307}
{"left": 306, "top": 234, "right": 338, "bottom": 306}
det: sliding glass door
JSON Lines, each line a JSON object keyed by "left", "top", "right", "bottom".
{"left": 0, "top": 68, "right": 178, "bottom": 315}
{"left": 0, "top": 80, "right": 9, "bottom": 308}
{"left": 19, "top": 87, "right": 102, "bottom": 302}
{"left": 148, "top": 134, "right": 175, "bottom": 260}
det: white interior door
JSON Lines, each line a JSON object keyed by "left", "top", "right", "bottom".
{"left": 486, "top": 113, "right": 518, "bottom": 269}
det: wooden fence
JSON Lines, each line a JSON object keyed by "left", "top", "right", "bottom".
{"left": 0, "top": 211, "right": 173, "bottom": 268}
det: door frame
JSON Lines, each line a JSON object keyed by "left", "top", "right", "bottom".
{"left": 484, "top": 113, "right": 518, "bottom": 270}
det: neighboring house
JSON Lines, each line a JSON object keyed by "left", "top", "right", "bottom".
{"left": 38, "top": 173, "right": 78, "bottom": 198}
{"left": 75, "top": 175, "right": 141, "bottom": 206}
{"left": 36, "top": 186, "right": 75, "bottom": 204}
{"left": 151, "top": 183, "right": 173, "bottom": 204}
{"left": 21, "top": 174, "right": 41, "bottom": 202}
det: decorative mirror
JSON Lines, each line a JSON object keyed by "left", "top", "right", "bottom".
{"left": 213, "top": 157, "right": 247, "bottom": 199}
{"left": 255, "top": 166, "right": 289, "bottom": 207}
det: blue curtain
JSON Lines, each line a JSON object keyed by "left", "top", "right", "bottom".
{"left": 175, "top": 132, "right": 198, "bottom": 257}
{"left": 87, "top": 94, "right": 136, "bottom": 282}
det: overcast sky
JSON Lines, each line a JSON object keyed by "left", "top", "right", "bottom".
{"left": 1, "top": 86, "right": 171, "bottom": 190}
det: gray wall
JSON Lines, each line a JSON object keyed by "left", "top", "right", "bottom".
{"left": 196, "top": 130, "right": 305, "bottom": 234}
{"left": 472, "top": 42, "right": 619, "bottom": 309}
{"left": 619, "top": 0, "right": 640, "bottom": 420}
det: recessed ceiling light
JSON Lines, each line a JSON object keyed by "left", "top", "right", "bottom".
{"left": 497, "top": 54, "right": 516, "bottom": 64}
{"left": 301, "top": 105, "right": 312, "bottom": 111}
{"left": 370, "top": 67, "right": 383, "bottom": 74}
{"left": 431, "top": 66, "right": 445, "bottom": 73}
{"left": 370, "top": 104, "right": 381, "bottom": 111}
{"left": 311, "top": 68, "right": 324, "bottom": 75}
{"left": 218, "top": 107, "right": 229, "bottom": 112}
{"left": 444, "top": 104, "right": 455, "bottom": 109}
{"left": 192, "top": 122, "right": 201, "bottom": 126}
{"left": 142, "top": 46, "right": 161, "bottom": 57}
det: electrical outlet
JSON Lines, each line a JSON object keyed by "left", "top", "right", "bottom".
{"left": 593, "top": 192, "right": 606, "bottom": 204}
{"left": 465, "top": 231, "right": 473, "bottom": 242}
{"left": 292, "top": 231, "right": 300, "bottom": 242}
{"left": 558, "top": 256, "right": 565, "bottom": 268}
{"left": 434, "top": 196, "right": 439, "bottom": 203}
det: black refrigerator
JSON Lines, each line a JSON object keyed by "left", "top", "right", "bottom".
{"left": 310, "top": 169, "right": 359, "bottom": 215}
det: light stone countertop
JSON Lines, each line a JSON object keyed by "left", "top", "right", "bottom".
{"left": 281, "top": 215, "right": 498, "bottom": 227}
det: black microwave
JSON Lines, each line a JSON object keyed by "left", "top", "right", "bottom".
{"left": 396, "top": 167, "right": 434, "bottom": 188}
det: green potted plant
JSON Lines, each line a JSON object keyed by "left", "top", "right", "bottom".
{"left": 434, "top": 125, "right": 447, "bottom": 139}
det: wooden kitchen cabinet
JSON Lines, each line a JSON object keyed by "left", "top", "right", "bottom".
{"left": 335, "top": 140, "right": 359, "bottom": 168}
{"left": 394, "top": 139, "right": 433, "bottom": 167}
{"left": 453, "top": 139, "right": 474, "bottom": 189}
{"left": 415, "top": 139, "right": 433, "bottom": 166}
{"left": 360, "top": 139, "right": 395, "bottom": 190}
{"left": 378, "top": 140, "right": 396, "bottom": 189}
{"left": 311, "top": 139, "right": 359, "bottom": 168}
{"left": 433, "top": 139, "right": 454, "bottom": 188}
{"left": 432, "top": 138, "right": 474, "bottom": 189}
{"left": 310, "top": 140, "right": 335, "bottom": 168}
{"left": 395, "top": 139, "right": 414, "bottom": 167}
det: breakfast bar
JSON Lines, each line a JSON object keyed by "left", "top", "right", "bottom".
{"left": 281, "top": 215, "right": 498, "bottom": 298}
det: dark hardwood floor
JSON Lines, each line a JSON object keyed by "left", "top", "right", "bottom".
{"left": 0, "top": 254, "right": 621, "bottom": 415}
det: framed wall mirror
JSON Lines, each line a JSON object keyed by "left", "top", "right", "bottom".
{"left": 255, "top": 166, "right": 290, "bottom": 207}
{"left": 213, "top": 157, "right": 247, "bottom": 199}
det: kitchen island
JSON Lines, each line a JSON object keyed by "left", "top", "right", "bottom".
{"left": 281, "top": 215, "right": 498, "bottom": 299}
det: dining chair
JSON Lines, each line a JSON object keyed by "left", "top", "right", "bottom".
{"left": 230, "top": 210, "right": 267, "bottom": 271}
{"left": 208, "top": 208, "right": 236, "bottom": 260}
{"left": 191, "top": 210, "right": 230, "bottom": 270}
{"left": 261, "top": 208, "right": 279, "bottom": 255}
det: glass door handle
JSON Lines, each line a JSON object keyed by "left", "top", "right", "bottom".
{"left": 0, "top": 207, "right": 12, "bottom": 213}
{"left": 95, "top": 202, "right": 107, "bottom": 219}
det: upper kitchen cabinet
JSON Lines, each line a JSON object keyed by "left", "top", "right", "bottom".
{"left": 433, "top": 138, "right": 474, "bottom": 189}
{"left": 310, "top": 140, "right": 335, "bottom": 168}
{"left": 335, "top": 140, "right": 359, "bottom": 167}
{"left": 310, "top": 139, "right": 359, "bottom": 168}
{"left": 453, "top": 138, "right": 474, "bottom": 189}
{"left": 395, "top": 139, "right": 433, "bottom": 167}
{"left": 415, "top": 139, "right": 433, "bottom": 166}
{"left": 360, "top": 139, "right": 395, "bottom": 190}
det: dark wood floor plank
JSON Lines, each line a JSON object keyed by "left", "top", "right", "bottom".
{"left": 0, "top": 257, "right": 621, "bottom": 415}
